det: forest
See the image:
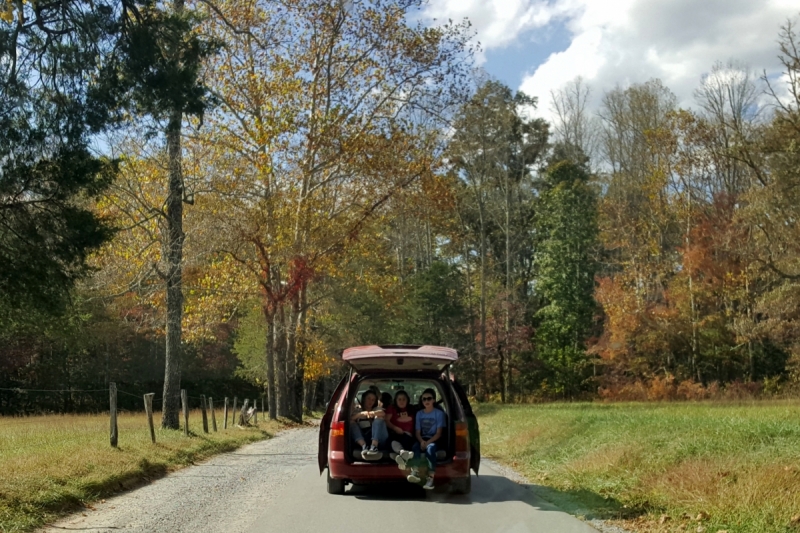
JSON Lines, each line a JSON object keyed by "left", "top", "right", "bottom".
{"left": 2, "top": 0, "right": 800, "bottom": 420}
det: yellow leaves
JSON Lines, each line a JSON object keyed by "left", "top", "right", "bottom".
{"left": 0, "top": 3, "right": 13, "bottom": 23}
{"left": 81, "top": 0, "right": 464, "bottom": 371}
{"left": 0, "top": 0, "right": 24, "bottom": 23}
{"left": 301, "top": 334, "right": 335, "bottom": 381}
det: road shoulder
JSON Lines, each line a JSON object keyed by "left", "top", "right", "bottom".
{"left": 482, "top": 457, "right": 633, "bottom": 533}
{"left": 39, "top": 425, "right": 319, "bottom": 533}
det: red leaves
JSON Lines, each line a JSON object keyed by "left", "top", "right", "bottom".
{"left": 286, "top": 255, "right": 315, "bottom": 300}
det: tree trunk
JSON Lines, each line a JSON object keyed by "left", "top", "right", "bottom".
{"left": 288, "top": 287, "right": 308, "bottom": 422}
{"left": 275, "top": 302, "right": 289, "bottom": 417}
{"left": 685, "top": 191, "right": 699, "bottom": 383}
{"left": 502, "top": 173, "right": 513, "bottom": 403}
{"left": 745, "top": 272, "right": 754, "bottom": 381}
{"left": 264, "top": 307, "right": 277, "bottom": 420}
{"left": 459, "top": 218, "right": 478, "bottom": 393}
{"left": 284, "top": 299, "right": 302, "bottom": 422}
{"left": 161, "top": 106, "right": 184, "bottom": 430}
{"left": 303, "top": 380, "right": 314, "bottom": 413}
{"left": 295, "top": 305, "right": 307, "bottom": 421}
{"left": 478, "top": 201, "right": 488, "bottom": 399}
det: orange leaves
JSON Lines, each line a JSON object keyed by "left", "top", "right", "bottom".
{"left": 593, "top": 276, "right": 641, "bottom": 361}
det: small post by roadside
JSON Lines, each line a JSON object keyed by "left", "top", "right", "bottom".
{"left": 181, "top": 389, "right": 189, "bottom": 436}
{"left": 200, "top": 394, "right": 209, "bottom": 433}
{"left": 223, "top": 397, "right": 229, "bottom": 429}
{"left": 144, "top": 392, "right": 156, "bottom": 443}
{"left": 209, "top": 397, "right": 217, "bottom": 431}
{"left": 239, "top": 398, "right": 250, "bottom": 426}
{"left": 253, "top": 398, "right": 257, "bottom": 423}
{"left": 232, "top": 396, "right": 238, "bottom": 425}
{"left": 109, "top": 382, "right": 118, "bottom": 448}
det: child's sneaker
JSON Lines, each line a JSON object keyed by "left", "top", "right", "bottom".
{"left": 407, "top": 468, "right": 421, "bottom": 483}
{"left": 423, "top": 477, "right": 435, "bottom": 490}
{"left": 362, "top": 445, "right": 380, "bottom": 460}
{"left": 395, "top": 455, "right": 407, "bottom": 470}
{"left": 391, "top": 441, "right": 414, "bottom": 462}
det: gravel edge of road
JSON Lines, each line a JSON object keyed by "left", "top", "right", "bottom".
{"left": 39, "top": 423, "right": 321, "bottom": 533}
{"left": 481, "top": 457, "right": 633, "bottom": 533}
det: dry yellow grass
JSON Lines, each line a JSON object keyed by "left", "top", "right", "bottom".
{"left": 0, "top": 410, "right": 288, "bottom": 532}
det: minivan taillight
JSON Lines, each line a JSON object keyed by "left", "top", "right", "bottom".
{"left": 455, "top": 421, "right": 469, "bottom": 452}
{"left": 330, "top": 420, "right": 345, "bottom": 451}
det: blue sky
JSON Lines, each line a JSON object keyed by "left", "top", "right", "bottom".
{"left": 483, "top": 21, "right": 572, "bottom": 90}
{"left": 422, "top": 0, "right": 799, "bottom": 121}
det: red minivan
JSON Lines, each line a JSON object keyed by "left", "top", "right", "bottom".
{"left": 318, "top": 345, "right": 480, "bottom": 495}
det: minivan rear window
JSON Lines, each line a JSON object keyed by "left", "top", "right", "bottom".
{"left": 351, "top": 378, "right": 449, "bottom": 414}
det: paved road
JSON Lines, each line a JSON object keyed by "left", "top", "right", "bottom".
{"left": 246, "top": 460, "right": 598, "bottom": 533}
{"left": 43, "top": 426, "right": 599, "bottom": 533}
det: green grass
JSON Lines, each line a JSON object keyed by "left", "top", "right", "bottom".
{"left": 0, "top": 410, "right": 289, "bottom": 532}
{"left": 477, "top": 401, "right": 800, "bottom": 533}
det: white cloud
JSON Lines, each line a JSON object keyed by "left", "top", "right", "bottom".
{"left": 522, "top": 0, "right": 798, "bottom": 121}
{"left": 422, "top": 0, "right": 573, "bottom": 61}
{"left": 425, "top": 0, "right": 799, "bottom": 121}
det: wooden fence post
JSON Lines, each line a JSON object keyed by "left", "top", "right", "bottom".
{"left": 232, "top": 396, "right": 238, "bottom": 425}
{"left": 144, "top": 393, "right": 156, "bottom": 443}
{"left": 181, "top": 389, "right": 189, "bottom": 436}
{"left": 223, "top": 397, "right": 229, "bottom": 429}
{"left": 200, "top": 394, "right": 209, "bottom": 434}
{"left": 109, "top": 382, "right": 118, "bottom": 447}
{"left": 239, "top": 398, "right": 250, "bottom": 426}
{"left": 209, "top": 397, "right": 217, "bottom": 431}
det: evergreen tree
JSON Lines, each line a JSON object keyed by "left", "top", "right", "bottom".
{"left": 533, "top": 160, "right": 599, "bottom": 396}
{"left": 394, "top": 262, "right": 468, "bottom": 348}
{"left": 0, "top": 1, "right": 121, "bottom": 311}
{"left": 116, "top": 0, "right": 217, "bottom": 429}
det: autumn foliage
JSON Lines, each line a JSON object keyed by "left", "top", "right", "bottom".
{"left": 4, "top": 3, "right": 800, "bottom": 412}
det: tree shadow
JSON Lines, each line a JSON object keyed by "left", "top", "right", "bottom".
{"left": 349, "top": 474, "right": 648, "bottom": 521}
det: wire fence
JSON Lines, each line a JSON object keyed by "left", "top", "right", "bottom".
{"left": 0, "top": 383, "right": 270, "bottom": 446}
{"left": 0, "top": 381, "right": 264, "bottom": 415}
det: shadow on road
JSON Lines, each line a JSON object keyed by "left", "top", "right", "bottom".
{"left": 349, "top": 474, "right": 642, "bottom": 521}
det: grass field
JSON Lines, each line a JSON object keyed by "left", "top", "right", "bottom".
{"left": 477, "top": 401, "right": 800, "bottom": 533}
{"left": 0, "top": 410, "right": 287, "bottom": 532}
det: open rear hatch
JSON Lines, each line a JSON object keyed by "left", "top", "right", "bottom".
{"left": 342, "top": 344, "right": 458, "bottom": 373}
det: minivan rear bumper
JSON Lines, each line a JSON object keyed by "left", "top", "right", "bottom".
{"left": 329, "top": 452, "right": 470, "bottom": 484}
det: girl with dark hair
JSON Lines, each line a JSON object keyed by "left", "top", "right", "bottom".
{"left": 350, "top": 390, "right": 387, "bottom": 460}
{"left": 380, "top": 392, "right": 393, "bottom": 410}
{"left": 387, "top": 390, "right": 416, "bottom": 469}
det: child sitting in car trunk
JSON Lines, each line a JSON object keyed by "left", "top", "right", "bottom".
{"left": 350, "top": 390, "right": 387, "bottom": 460}
{"left": 387, "top": 390, "right": 416, "bottom": 466}
{"left": 405, "top": 388, "right": 445, "bottom": 490}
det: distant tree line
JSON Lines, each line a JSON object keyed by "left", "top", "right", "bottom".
{"left": 2, "top": 2, "right": 799, "bottom": 414}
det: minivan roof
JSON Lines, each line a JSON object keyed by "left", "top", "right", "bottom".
{"left": 341, "top": 345, "right": 458, "bottom": 373}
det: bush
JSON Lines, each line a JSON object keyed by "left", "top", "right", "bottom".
{"left": 598, "top": 375, "right": 770, "bottom": 402}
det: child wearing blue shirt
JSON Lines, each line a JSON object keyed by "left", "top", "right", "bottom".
{"left": 407, "top": 388, "right": 446, "bottom": 490}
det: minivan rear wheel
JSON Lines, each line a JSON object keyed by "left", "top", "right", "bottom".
{"left": 450, "top": 474, "right": 471, "bottom": 495}
{"left": 327, "top": 469, "right": 346, "bottom": 495}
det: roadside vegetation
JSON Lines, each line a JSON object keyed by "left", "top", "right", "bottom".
{"left": 0, "top": 412, "right": 288, "bottom": 532}
{"left": 478, "top": 402, "right": 800, "bottom": 533}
